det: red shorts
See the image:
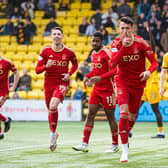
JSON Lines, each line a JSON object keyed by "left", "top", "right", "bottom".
{"left": 0, "top": 93, "right": 8, "bottom": 108}
{"left": 89, "top": 88, "right": 116, "bottom": 109}
{"left": 45, "top": 84, "right": 69, "bottom": 109}
{"left": 117, "top": 86, "right": 144, "bottom": 114}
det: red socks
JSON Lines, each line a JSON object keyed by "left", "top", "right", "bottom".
{"left": 0, "top": 114, "right": 7, "bottom": 122}
{"left": 119, "top": 114, "right": 129, "bottom": 144}
{"left": 82, "top": 125, "right": 93, "bottom": 144}
{"left": 48, "top": 109, "right": 58, "bottom": 133}
{"left": 111, "top": 131, "right": 118, "bottom": 145}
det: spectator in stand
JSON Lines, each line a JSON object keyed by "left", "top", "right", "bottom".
{"left": 13, "top": 16, "right": 24, "bottom": 35}
{"left": 58, "top": 0, "right": 70, "bottom": 11}
{"left": 17, "top": 68, "right": 32, "bottom": 91}
{"left": 90, "top": 9, "right": 102, "bottom": 30}
{"left": 0, "top": 0, "right": 13, "bottom": 18}
{"left": 2, "top": 18, "right": 14, "bottom": 35}
{"left": 153, "top": 20, "right": 164, "bottom": 50}
{"left": 76, "top": 61, "right": 91, "bottom": 81}
{"left": 43, "top": 17, "right": 60, "bottom": 36}
{"left": 37, "top": 0, "right": 48, "bottom": 10}
{"left": 137, "top": 13, "right": 147, "bottom": 37}
{"left": 24, "top": 17, "right": 36, "bottom": 44}
{"left": 21, "top": 0, "right": 35, "bottom": 19}
{"left": 161, "top": 28, "right": 168, "bottom": 53}
{"left": 101, "top": 7, "right": 119, "bottom": 30}
{"left": 91, "top": 0, "right": 101, "bottom": 10}
{"left": 162, "top": 11, "right": 168, "bottom": 31}
{"left": 148, "top": 11, "right": 159, "bottom": 33}
{"left": 138, "top": 0, "right": 151, "bottom": 20}
{"left": 98, "top": 24, "right": 108, "bottom": 45}
{"left": 85, "top": 18, "right": 96, "bottom": 36}
{"left": 78, "top": 17, "right": 89, "bottom": 36}
{"left": 10, "top": 6, "right": 23, "bottom": 19}
{"left": 111, "top": 1, "right": 118, "bottom": 13}
{"left": 117, "top": 0, "right": 131, "bottom": 18}
{"left": 16, "top": 22, "right": 25, "bottom": 44}
{"left": 43, "top": 0, "right": 56, "bottom": 19}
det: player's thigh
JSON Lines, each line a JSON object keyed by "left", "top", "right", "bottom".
{"left": 129, "top": 88, "right": 144, "bottom": 115}
{"left": 44, "top": 89, "right": 54, "bottom": 109}
{"left": 89, "top": 89, "right": 101, "bottom": 105}
{"left": 0, "top": 93, "right": 8, "bottom": 108}
{"left": 53, "top": 84, "right": 69, "bottom": 102}
{"left": 147, "top": 83, "right": 161, "bottom": 104}
{"left": 116, "top": 86, "right": 129, "bottom": 106}
{"left": 101, "top": 91, "right": 116, "bottom": 109}
{"left": 104, "top": 108, "right": 116, "bottom": 120}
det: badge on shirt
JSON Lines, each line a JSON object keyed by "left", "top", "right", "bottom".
{"left": 111, "top": 48, "right": 118, "bottom": 52}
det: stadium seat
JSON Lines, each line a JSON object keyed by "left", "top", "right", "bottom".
{"left": 27, "top": 91, "right": 39, "bottom": 99}
{"left": 17, "top": 91, "right": 28, "bottom": 99}
{"left": 0, "top": 43, "right": 8, "bottom": 53}
{"left": 70, "top": 2, "right": 81, "bottom": 10}
{"left": 0, "top": 36, "right": 10, "bottom": 44}
{"left": 35, "top": 10, "right": 44, "bottom": 18}
{"left": 7, "top": 45, "right": 17, "bottom": 53}
{"left": 16, "top": 45, "right": 28, "bottom": 53}
{"left": 23, "top": 53, "right": 36, "bottom": 62}
{"left": 4, "top": 52, "right": 14, "bottom": 60}
{"left": 81, "top": 3, "right": 91, "bottom": 9}
{"left": 13, "top": 60, "right": 22, "bottom": 70}
{"left": 31, "top": 80, "right": 43, "bottom": 91}
{"left": 43, "top": 36, "right": 52, "bottom": 43}
{"left": 28, "top": 44, "right": 41, "bottom": 53}
{"left": 14, "top": 52, "right": 25, "bottom": 62}
{"left": 32, "top": 36, "right": 44, "bottom": 44}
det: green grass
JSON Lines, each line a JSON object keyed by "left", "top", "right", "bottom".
{"left": 0, "top": 121, "right": 168, "bottom": 168}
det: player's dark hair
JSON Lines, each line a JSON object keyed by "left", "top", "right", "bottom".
{"left": 120, "top": 16, "right": 133, "bottom": 26}
{"left": 51, "top": 27, "right": 63, "bottom": 34}
{"left": 93, "top": 31, "right": 103, "bottom": 41}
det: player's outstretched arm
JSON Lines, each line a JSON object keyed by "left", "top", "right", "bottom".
{"left": 9, "top": 70, "right": 19, "bottom": 92}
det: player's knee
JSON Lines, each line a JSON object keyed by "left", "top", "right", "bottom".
{"left": 49, "top": 103, "right": 57, "bottom": 110}
{"left": 120, "top": 112, "right": 128, "bottom": 119}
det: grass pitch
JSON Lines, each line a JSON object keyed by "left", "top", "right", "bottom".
{"left": 0, "top": 121, "right": 168, "bottom": 168}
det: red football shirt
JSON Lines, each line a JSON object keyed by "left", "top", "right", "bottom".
{"left": 85, "top": 46, "right": 115, "bottom": 91}
{"left": 111, "top": 35, "right": 158, "bottom": 88}
{"left": 35, "top": 45, "right": 78, "bottom": 90}
{"left": 0, "top": 57, "right": 17, "bottom": 94}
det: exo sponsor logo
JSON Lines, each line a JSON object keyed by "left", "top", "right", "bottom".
{"left": 91, "top": 63, "right": 102, "bottom": 69}
{"left": 52, "top": 60, "right": 67, "bottom": 66}
{"left": 122, "top": 55, "right": 140, "bottom": 62}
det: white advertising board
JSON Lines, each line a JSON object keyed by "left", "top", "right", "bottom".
{"left": 0, "top": 100, "right": 82, "bottom": 121}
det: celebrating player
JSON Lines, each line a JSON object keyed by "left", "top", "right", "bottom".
{"left": 35, "top": 27, "right": 78, "bottom": 152}
{"left": 0, "top": 48, "right": 19, "bottom": 139}
{"left": 110, "top": 17, "right": 158, "bottom": 162}
{"left": 72, "top": 31, "right": 118, "bottom": 153}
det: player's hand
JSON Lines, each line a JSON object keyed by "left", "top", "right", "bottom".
{"left": 62, "top": 73, "right": 70, "bottom": 81}
{"left": 46, "top": 59, "right": 54, "bottom": 68}
{"left": 144, "top": 21, "right": 149, "bottom": 32}
{"left": 9, "top": 87, "right": 15, "bottom": 92}
{"left": 160, "top": 87, "right": 164, "bottom": 97}
{"left": 139, "top": 70, "right": 151, "bottom": 81}
{"left": 90, "top": 76, "right": 102, "bottom": 84}
{"left": 83, "top": 77, "right": 92, "bottom": 87}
